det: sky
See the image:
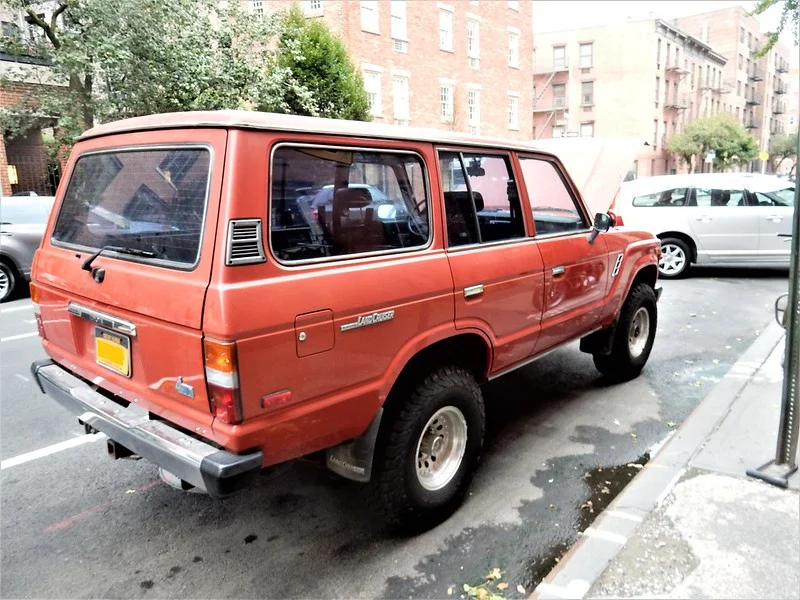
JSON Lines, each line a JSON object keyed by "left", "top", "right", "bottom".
{"left": 533, "top": 0, "right": 799, "bottom": 62}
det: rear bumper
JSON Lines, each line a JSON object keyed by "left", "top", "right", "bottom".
{"left": 30, "top": 359, "right": 263, "bottom": 498}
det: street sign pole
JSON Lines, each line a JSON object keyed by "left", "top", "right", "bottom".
{"left": 747, "top": 135, "right": 800, "bottom": 488}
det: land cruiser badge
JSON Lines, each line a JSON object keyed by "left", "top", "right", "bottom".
{"left": 341, "top": 310, "right": 395, "bottom": 332}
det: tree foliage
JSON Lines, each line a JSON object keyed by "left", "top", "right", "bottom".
{"left": 274, "top": 6, "right": 370, "bottom": 121}
{"left": 752, "top": 0, "right": 799, "bottom": 56}
{"left": 667, "top": 114, "right": 760, "bottom": 171}
{"left": 0, "top": 0, "right": 369, "bottom": 148}
{"left": 769, "top": 131, "right": 799, "bottom": 169}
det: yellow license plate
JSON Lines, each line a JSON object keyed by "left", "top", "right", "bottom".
{"left": 95, "top": 327, "right": 131, "bottom": 377}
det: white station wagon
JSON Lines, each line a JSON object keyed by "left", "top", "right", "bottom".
{"left": 616, "top": 173, "right": 795, "bottom": 278}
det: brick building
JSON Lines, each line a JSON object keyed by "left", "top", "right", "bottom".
{"left": 260, "top": 0, "right": 534, "bottom": 140}
{"left": 674, "top": 6, "right": 792, "bottom": 173}
{"left": 1, "top": 3, "right": 66, "bottom": 197}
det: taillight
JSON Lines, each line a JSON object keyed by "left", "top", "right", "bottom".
{"left": 29, "top": 283, "right": 45, "bottom": 338}
{"left": 203, "top": 338, "right": 243, "bottom": 425}
{"left": 30, "top": 282, "right": 40, "bottom": 305}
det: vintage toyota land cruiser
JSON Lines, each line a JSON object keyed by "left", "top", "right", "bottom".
{"left": 30, "top": 111, "right": 661, "bottom": 529}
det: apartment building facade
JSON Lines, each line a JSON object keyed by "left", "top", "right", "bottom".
{"left": 533, "top": 18, "right": 728, "bottom": 177}
{"left": 675, "top": 5, "right": 792, "bottom": 172}
{"left": 262, "top": 0, "right": 533, "bottom": 139}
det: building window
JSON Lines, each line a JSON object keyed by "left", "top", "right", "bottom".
{"left": 249, "top": 0, "right": 264, "bottom": 15}
{"left": 737, "top": 80, "right": 741, "bottom": 95}
{"left": 360, "top": 0, "right": 379, "bottom": 34}
{"left": 553, "top": 83, "right": 566, "bottom": 108}
{"left": 691, "top": 63, "right": 695, "bottom": 87}
{"left": 439, "top": 8, "right": 453, "bottom": 51}
{"left": 674, "top": 48, "right": 680, "bottom": 69}
{"left": 655, "top": 76, "right": 660, "bottom": 105}
{"left": 651, "top": 159, "right": 655, "bottom": 176}
{"left": 657, "top": 38, "right": 661, "bottom": 68}
{"left": 440, "top": 84, "right": 454, "bottom": 121}
{"left": 552, "top": 125, "right": 565, "bottom": 138}
{"left": 306, "top": 0, "right": 323, "bottom": 14}
{"left": 508, "top": 31, "right": 520, "bottom": 68}
{"left": 666, "top": 43, "right": 671, "bottom": 69}
{"left": 508, "top": 0, "right": 520, "bottom": 9}
{"left": 581, "top": 81, "right": 593, "bottom": 105}
{"left": 508, "top": 93, "right": 519, "bottom": 130}
{"left": 363, "top": 70, "right": 382, "bottom": 116}
{"left": 468, "top": 88, "right": 480, "bottom": 133}
{"left": 747, "top": 32, "right": 752, "bottom": 49}
{"left": 467, "top": 20, "right": 480, "bottom": 67}
{"left": 653, "top": 119, "right": 658, "bottom": 147}
{"left": 580, "top": 122, "right": 594, "bottom": 137}
{"left": 673, "top": 82, "right": 678, "bottom": 105}
{"left": 738, "top": 54, "right": 744, "bottom": 70}
{"left": 391, "top": 0, "right": 407, "bottom": 46}
{"left": 553, "top": 45, "right": 566, "bottom": 69}
{"left": 579, "top": 42, "right": 593, "bottom": 68}
{"left": 740, "top": 26, "right": 745, "bottom": 43}
{"left": 393, "top": 75, "right": 409, "bottom": 122}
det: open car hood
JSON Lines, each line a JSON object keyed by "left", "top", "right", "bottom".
{"left": 529, "top": 137, "right": 647, "bottom": 216}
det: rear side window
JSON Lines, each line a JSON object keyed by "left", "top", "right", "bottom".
{"left": 694, "top": 187, "right": 746, "bottom": 207}
{"left": 270, "top": 146, "right": 429, "bottom": 262}
{"left": 631, "top": 187, "right": 690, "bottom": 207}
{"left": 518, "top": 157, "right": 586, "bottom": 235}
{"left": 439, "top": 151, "right": 525, "bottom": 246}
{"left": 52, "top": 148, "right": 211, "bottom": 268}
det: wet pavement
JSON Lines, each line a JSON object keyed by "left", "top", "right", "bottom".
{"left": 0, "top": 267, "right": 790, "bottom": 598}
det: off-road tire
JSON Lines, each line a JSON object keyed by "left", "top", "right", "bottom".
{"left": 658, "top": 237, "right": 691, "bottom": 279}
{"left": 593, "top": 283, "right": 657, "bottom": 383}
{"left": 0, "top": 261, "right": 16, "bottom": 303}
{"left": 370, "top": 366, "right": 485, "bottom": 533}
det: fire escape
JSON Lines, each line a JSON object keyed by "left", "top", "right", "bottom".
{"left": 533, "top": 57, "right": 569, "bottom": 139}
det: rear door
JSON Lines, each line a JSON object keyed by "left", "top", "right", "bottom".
{"left": 33, "top": 129, "right": 226, "bottom": 429}
{"left": 438, "top": 150, "right": 545, "bottom": 373}
{"left": 687, "top": 184, "right": 759, "bottom": 260}
{"left": 517, "top": 154, "right": 611, "bottom": 353}
{"left": 747, "top": 182, "right": 795, "bottom": 258}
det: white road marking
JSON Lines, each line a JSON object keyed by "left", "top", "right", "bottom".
{"left": 0, "top": 332, "right": 38, "bottom": 342}
{"left": 23, "top": 319, "right": 36, "bottom": 324}
{"left": 14, "top": 374, "right": 30, "bottom": 382}
{"left": 0, "top": 433, "right": 107, "bottom": 470}
{"left": 0, "top": 304, "right": 33, "bottom": 314}
{"left": 604, "top": 509, "right": 644, "bottom": 523}
{"left": 581, "top": 527, "right": 628, "bottom": 545}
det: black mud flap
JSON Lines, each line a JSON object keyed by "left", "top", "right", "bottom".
{"left": 325, "top": 408, "right": 383, "bottom": 483}
{"left": 580, "top": 321, "right": 618, "bottom": 356}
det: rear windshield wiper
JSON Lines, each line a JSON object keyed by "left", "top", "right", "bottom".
{"left": 82, "top": 245, "right": 156, "bottom": 271}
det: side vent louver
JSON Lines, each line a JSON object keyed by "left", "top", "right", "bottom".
{"left": 226, "top": 219, "right": 266, "bottom": 266}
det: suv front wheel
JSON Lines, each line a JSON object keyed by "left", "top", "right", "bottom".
{"left": 593, "top": 283, "right": 658, "bottom": 382}
{"left": 370, "top": 366, "right": 485, "bottom": 531}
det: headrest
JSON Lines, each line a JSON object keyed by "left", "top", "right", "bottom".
{"left": 333, "top": 187, "right": 372, "bottom": 208}
{"left": 443, "top": 191, "right": 484, "bottom": 212}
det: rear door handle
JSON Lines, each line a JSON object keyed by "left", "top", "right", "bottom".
{"left": 463, "top": 284, "right": 484, "bottom": 298}
{"left": 696, "top": 216, "right": 712, "bottom": 223}
{"left": 766, "top": 215, "right": 784, "bottom": 222}
{"left": 552, "top": 266, "right": 566, "bottom": 277}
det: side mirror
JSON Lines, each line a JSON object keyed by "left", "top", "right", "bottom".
{"left": 775, "top": 294, "right": 789, "bottom": 328}
{"left": 588, "top": 212, "right": 613, "bottom": 244}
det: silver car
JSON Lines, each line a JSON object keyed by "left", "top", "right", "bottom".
{"left": 617, "top": 174, "right": 794, "bottom": 278}
{"left": 0, "top": 196, "right": 55, "bottom": 301}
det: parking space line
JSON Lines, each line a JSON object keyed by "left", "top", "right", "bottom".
{"left": 0, "top": 433, "right": 107, "bottom": 470}
{"left": 0, "top": 304, "right": 33, "bottom": 314}
{"left": 0, "top": 331, "right": 38, "bottom": 342}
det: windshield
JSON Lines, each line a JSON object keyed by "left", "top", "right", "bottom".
{"left": 51, "top": 148, "right": 211, "bottom": 268}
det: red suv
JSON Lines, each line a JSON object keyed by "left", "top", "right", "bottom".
{"left": 31, "top": 111, "right": 661, "bottom": 529}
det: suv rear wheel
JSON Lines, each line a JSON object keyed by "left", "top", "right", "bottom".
{"left": 658, "top": 237, "right": 691, "bottom": 279}
{"left": 370, "top": 366, "right": 485, "bottom": 531}
{"left": 593, "top": 283, "right": 657, "bottom": 383}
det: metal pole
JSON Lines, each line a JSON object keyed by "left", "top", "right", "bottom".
{"left": 747, "top": 132, "right": 800, "bottom": 487}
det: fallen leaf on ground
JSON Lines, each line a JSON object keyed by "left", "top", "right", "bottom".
{"left": 630, "top": 433, "right": 637, "bottom": 439}
{"left": 627, "top": 463, "right": 644, "bottom": 469}
{"left": 477, "top": 587, "right": 488, "bottom": 600}
{"left": 580, "top": 500, "right": 594, "bottom": 513}
{"left": 487, "top": 568, "right": 502, "bottom": 581}
{"left": 600, "top": 486, "right": 610, "bottom": 494}
{"left": 712, "top": 359, "right": 720, "bottom": 364}
{"left": 126, "top": 489, "right": 136, "bottom": 494}
{"left": 725, "top": 345, "right": 732, "bottom": 350}
{"left": 447, "top": 586, "right": 454, "bottom": 596}
{"left": 464, "top": 584, "right": 471, "bottom": 592}
{"left": 667, "top": 421, "right": 676, "bottom": 427}
{"left": 497, "top": 582, "right": 509, "bottom": 591}
{"left": 517, "top": 585, "right": 526, "bottom": 594}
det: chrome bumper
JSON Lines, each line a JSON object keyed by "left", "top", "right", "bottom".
{"left": 31, "top": 360, "right": 263, "bottom": 498}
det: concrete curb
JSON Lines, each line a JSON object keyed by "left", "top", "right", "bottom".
{"left": 530, "top": 320, "right": 787, "bottom": 600}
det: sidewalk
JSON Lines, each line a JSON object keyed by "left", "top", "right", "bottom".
{"left": 532, "top": 320, "right": 800, "bottom": 600}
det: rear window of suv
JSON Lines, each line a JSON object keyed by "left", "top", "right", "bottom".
{"left": 52, "top": 147, "right": 211, "bottom": 268}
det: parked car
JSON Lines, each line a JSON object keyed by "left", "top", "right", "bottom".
{"left": 30, "top": 111, "right": 661, "bottom": 530}
{"left": 0, "top": 196, "right": 55, "bottom": 302}
{"left": 616, "top": 173, "right": 795, "bottom": 278}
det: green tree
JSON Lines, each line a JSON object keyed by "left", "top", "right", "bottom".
{"left": 274, "top": 6, "right": 371, "bottom": 120}
{"left": 0, "top": 1, "right": 367, "bottom": 148}
{"left": 752, "top": 0, "right": 799, "bottom": 57}
{"left": 769, "top": 131, "right": 799, "bottom": 171}
{"left": 667, "top": 114, "right": 759, "bottom": 172}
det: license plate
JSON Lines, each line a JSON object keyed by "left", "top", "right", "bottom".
{"left": 95, "top": 327, "right": 131, "bottom": 377}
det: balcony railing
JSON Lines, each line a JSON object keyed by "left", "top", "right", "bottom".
{"left": 665, "top": 94, "right": 689, "bottom": 109}
{"left": 773, "top": 102, "right": 786, "bottom": 114}
{"left": 776, "top": 62, "right": 789, "bottom": 74}
{"left": 746, "top": 95, "right": 762, "bottom": 106}
{"left": 745, "top": 120, "right": 759, "bottom": 129}
{"left": 532, "top": 99, "right": 567, "bottom": 113}
{"left": 534, "top": 58, "right": 569, "bottom": 75}
{"left": 665, "top": 62, "right": 690, "bottom": 75}
{"left": 748, "top": 69, "right": 764, "bottom": 81}
{"left": 774, "top": 80, "right": 787, "bottom": 95}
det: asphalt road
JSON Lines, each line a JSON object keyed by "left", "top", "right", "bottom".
{"left": 0, "top": 267, "right": 790, "bottom": 599}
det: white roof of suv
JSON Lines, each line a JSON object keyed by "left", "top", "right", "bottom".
{"left": 620, "top": 173, "right": 793, "bottom": 200}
